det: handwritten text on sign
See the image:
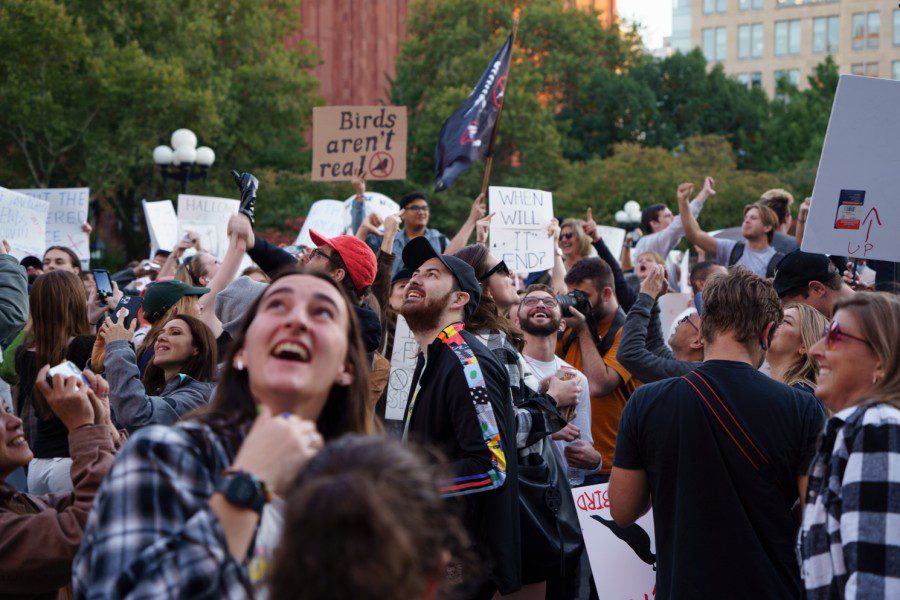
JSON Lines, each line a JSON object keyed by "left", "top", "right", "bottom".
{"left": 489, "top": 186, "right": 554, "bottom": 273}
{"left": 177, "top": 194, "right": 240, "bottom": 260}
{"left": 312, "top": 106, "right": 407, "bottom": 182}
{"left": 0, "top": 187, "right": 50, "bottom": 260}
{"left": 385, "top": 316, "right": 419, "bottom": 421}
{"left": 15, "top": 188, "right": 90, "bottom": 265}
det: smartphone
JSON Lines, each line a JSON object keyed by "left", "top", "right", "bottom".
{"left": 46, "top": 360, "right": 89, "bottom": 386}
{"left": 93, "top": 269, "right": 113, "bottom": 298}
{"left": 111, "top": 295, "right": 143, "bottom": 329}
{"left": 141, "top": 260, "right": 161, "bottom": 272}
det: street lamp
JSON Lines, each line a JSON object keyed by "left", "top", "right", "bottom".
{"left": 615, "top": 200, "right": 642, "bottom": 231}
{"left": 152, "top": 129, "right": 215, "bottom": 193}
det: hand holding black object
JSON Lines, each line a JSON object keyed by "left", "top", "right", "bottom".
{"left": 231, "top": 170, "right": 259, "bottom": 224}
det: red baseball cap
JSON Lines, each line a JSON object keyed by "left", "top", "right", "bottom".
{"left": 309, "top": 230, "right": 377, "bottom": 295}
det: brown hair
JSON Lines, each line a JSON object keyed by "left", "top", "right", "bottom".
{"left": 452, "top": 244, "right": 524, "bottom": 351}
{"left": 832, "top": 292, "right": 900, "bottom": 408}
{"left": 701, "top": 266, "right": 783, "bottom": 348}
{"left": 42, "top": 246, "right": 81, "bottom": 273}
{"left": 136, "top": 295, "right": 200, "bottom": 364}
{"left": 268, "top": 435, "right": 468, "bottom": 600}
{"left": 27, "top": 271, "right": 91, "bottom": 417}
{"left": 745, "top": 204, "right": 780, "bottom": 244}
{"left": 192, "top": 266, "right": 372, "bottom": 452}
{"left": 758, "top": 189, "right": 794, "bottom": 226}
{"left": 780, "top": 303, "right": 829, "bottom": 390}
{"left": 559, "top": 218, "right": 593, "bottom": 260}
{"left": 176, "top": 253, "right": 212, "bottom": 287}
{"left": 564, "top": 257, "right": 615, "bottom": 294}
{"left": 142, "top": 315, "right": 218, "bottom": 395}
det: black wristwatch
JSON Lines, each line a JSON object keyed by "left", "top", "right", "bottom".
{"left": 216, "top": 470, "right": 269, "bottom": 514}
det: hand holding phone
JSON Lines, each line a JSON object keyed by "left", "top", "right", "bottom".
{"left": 92, "top": 269, "right": 113, "bottom": 299}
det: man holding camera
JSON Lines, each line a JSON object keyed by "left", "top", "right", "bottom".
{"left": 556, "top": 258, "right": 638, "bottom": 484}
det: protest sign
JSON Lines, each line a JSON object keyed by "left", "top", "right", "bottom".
{"left": 142, "top": 199, "right": 179, "bottom": 257}
{"left": 0, "top": 187, "right": 50, "bottom": 260}
{"left": 597, "top": 225, "right": 626, "bottom": 262}
{"left": 385, "top": 316, "right": 418, "bottom": 421}
{"left": 679, "top": 249, "right": 691, "bottom": 294}
{"left": 572, "top": 483, "right": 656, "bottom": 599}
{"left": 176, "top": 194, "right": 240, "bottom": 260}
{"left": 311, "top": 106, "right": 407, "bottom": 182}
{"left": 342, "top": 192, "right": 400, "bottom": 234}
{"left": 805, "top": 75, "right": 897, "bottom": 262}
{"left": 295, "top": 200, "right": 345, "bottom": 248}
{"left": 15, "top": 188, "right": 90, "bottom": 267}
{"left": 658, "top": 292, "right": 693, "bottom": 339}
{"left": 488, "top": 186, "right": 554, "bottom": 273}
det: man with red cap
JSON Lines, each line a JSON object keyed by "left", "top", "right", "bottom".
{"left": 303, "top": 230, "right": 377, "bottom": 306}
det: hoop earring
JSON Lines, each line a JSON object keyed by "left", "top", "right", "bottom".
{"left": 235, "top": 359, "right": 245, "bottom": 371}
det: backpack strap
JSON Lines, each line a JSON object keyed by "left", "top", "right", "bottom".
{"left": 766, "top": 251, "right": 785, "bottom": 279}
{"left": 728, "top": 242, "right": 745, "bottom": 267}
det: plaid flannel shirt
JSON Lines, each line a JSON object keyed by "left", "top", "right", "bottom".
{"left": 474, "top": 330, "right": 565, "bottom": 460}
{"left": 798, "top": 402, "right": 900, "bottom": 599}
{"left": 72, "top": 421, "right": 252, "bottom": 599}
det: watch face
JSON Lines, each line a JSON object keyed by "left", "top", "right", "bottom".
{"left": 231, "top": 478, "right": 255, "bottom": 504}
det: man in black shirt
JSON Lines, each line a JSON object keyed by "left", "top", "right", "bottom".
{"left": 398, "top": 236, "right": 520, "bottom": 597}
{"left": 610, "top": 266, "right": 824, "bottom": 599}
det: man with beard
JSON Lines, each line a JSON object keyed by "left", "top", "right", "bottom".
{"left": 557, "top": 258, "right": 638, "bottom": 485}
{"left": 399, "top": 236, "right": 520, "bottom": 598}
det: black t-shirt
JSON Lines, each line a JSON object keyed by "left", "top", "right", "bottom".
{"left": 15, "top": 335, "right": 96, "bottom": 459}
{"left": 613, "top": 360, "right": 824, "bottom": 600}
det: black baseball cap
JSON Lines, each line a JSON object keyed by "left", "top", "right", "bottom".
{"left": 402, "top": 237, "right": 481, "bottom": 319}
{"left": 773, "top": 250, "right": 838, "bottom": 297}
{"left": 19, "top": 256, "right": 42, "bottom": 269}
{"left": 391, "top": 267, "right": 413, "bottom": 285}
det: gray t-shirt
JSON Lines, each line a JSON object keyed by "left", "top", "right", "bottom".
{"left": 716, "top": 238, "right": 777, "bottom": 278}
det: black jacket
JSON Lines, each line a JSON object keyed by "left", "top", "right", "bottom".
{"left": 404, "top": 323, "right": 521, "bottom": 594}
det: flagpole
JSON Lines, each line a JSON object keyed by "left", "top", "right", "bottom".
{"left": 480, "top": 15, "right": 520, "bottom": 198}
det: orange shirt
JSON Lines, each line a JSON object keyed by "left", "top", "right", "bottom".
{"left": 556, "top": 321, "right": 638, "bottom": 475}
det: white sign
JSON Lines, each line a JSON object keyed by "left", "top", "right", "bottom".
{"left": 805, "top": 75, "right": 897, "bottom": 262}
{"left": 176, "top": 194, "right": 240, "bottom": 260}
{"left": 597, "top": 225, "right": 627, "bottom": 263}
{"left": 572, "top": 483, "right": 657, "bottom": 600}
{"left": 385, "top": 315, "right": 419, "bottom": 421}
{"left": 15, "top": 188, "right": 90, "bottom": 267}
{"left": 295, "top": 200, "right": 345, "bottom": 248}
{"left": 341, "top": 192, "right": 400, "bottom": 235}
{"left": 0, "top": 187, "right": 50, "bottom": 260}
{"left": 658, "top": 292, "right": 693, "bottom": 339}
{"left": 142, "top": 199, "right": 179, "bottom": 256}
{"left": 488, "top": 186, "right": 554, "bottom": 273}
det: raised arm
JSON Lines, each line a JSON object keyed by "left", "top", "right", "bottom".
{"left": 197, "top": 216, "right": 250, "bottom": 338}
{"left": 370, "top": 211, "right": 401, "bottom": 309}
{"left": 677, "top": 182, "right": 718, "bottom": 256}
{"left": 444, "top": 194, "right": 486, "bottom": 255}
{"left": 158, "top": 233, "right": 200, "bottom": 280}
{"left": 795, "top": 197, "right": 810, "bottom": 247}
{"left": 547, "top": 219, "right": 568, "bottom": 295}
{"left": 564, "top": 308, "right": 623, "bottom": 397}
{"left": 583, "top": 209, "right": 637, "bottom": 312}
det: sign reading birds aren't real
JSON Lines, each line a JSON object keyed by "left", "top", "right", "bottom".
{"left": 311, "top": 106, "right": 407, "bottom": 182}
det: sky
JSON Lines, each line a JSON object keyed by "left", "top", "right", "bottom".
{"left": 617, "top": 0, "right": 673, "bottom": 51}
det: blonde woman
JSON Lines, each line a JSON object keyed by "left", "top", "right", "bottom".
{"left": 767, "top": 302, "right": 829, "bottom": 394}
{"left": 558, "top": 219, "right": 594, "bottom": 270}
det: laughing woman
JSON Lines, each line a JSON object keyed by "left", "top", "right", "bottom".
{"left": 101, "top": 314, "right": 217, "bottom": 432}
{"left": 72, "top": 266, "right": 372, "bottom": 597}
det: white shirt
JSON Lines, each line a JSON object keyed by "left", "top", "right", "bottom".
{"left": 635, "top": 194, "right": 706, "bottom": 257}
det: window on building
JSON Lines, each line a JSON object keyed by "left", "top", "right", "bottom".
{"left": 775, "top": 20, "right": 801, "bottom": 56}
{"left": 812, "top": 16, "right": 840, "bottom": 53}
{"left": 716, "top": 27, "right": 727, "bottom": 61}
{"left": 739, "top": 0, "right": 763, "bottom": 10}
{"left": 735, "top": 72, "right": 762, "bottom": 89}
{"left": 894, "top": 10, "right": 900, "bottom": 46}
{"left": 865, "top": 62, "right": 879, "bottom": 77}
{"left": 893, "top": 60, "right": 900, "bottom": 80}
{"left": 775, "top": 69, "right": 801, "bottom": 86}
{"left": 851, "top": 63, "right": 879, "bottom": 77}
{"left": 851, "top": 63, "right": 865, "bottom": 75}
{"left": 704, "top": 0, "right": 728, "bottom": 14}
{"left": 853, "top": 12, "right": 880, "bottom": 50}
{"left": 739, "top": 24, "right": 763, "bottom": 59}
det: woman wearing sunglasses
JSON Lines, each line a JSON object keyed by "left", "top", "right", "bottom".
{"left": 798, "top": 292, "right": 900, "bottom": 598}
{"left": 767, "top": 303, "right": 829, "bottom": 395}
{"left": 454, "top": 244, "right": 581, "bottom": 600}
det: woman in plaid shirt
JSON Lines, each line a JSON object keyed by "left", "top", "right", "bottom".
{"left": 72, "top": 267, "right": 372, "bottom": 598}
{"left": 799, "top": 292, "right": 900, "bottom": 599}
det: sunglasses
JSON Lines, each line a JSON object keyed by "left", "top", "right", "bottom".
{"left": 560, "top": 232, "right": 575, "bottom": 241}
{"left": 821, "top": 321, "right": 869, "bottom": 350}
{"left": 521, "top": 296, "right": 559, "bottom": 309}
{"left": 678, "top": 314, "right": 699, "bottom": 333}
{"left": 478, "top": 260, "right": 511, "bottom": 282}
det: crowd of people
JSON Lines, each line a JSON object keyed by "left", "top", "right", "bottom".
{"left": 0, "top": 173, "right": 897, "bottom": 600}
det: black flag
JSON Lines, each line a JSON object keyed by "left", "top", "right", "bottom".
{"left": 434, "top": 35, "right": 512, "bottom": 192}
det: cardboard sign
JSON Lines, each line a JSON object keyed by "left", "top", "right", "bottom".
{"left": 805, "top": 75, "right": 897, "bottom": 261}
{"left": 385, "top": 316, "right": 419, "bottom": 421}
{"left": 311, "top": 106, "right": 407, "bottom": 182}
{"left": 295, "top": 200, "right": 345, "bottom": 248}
{"left": 142, "top": 199, "right": 179, "bottom": 256}
{"left": 176, "top": 194, "right": 240, "bottom": 260}
{"left": 572, "top": 483, "right": 657, "bottom": 599}
{"left": 597, "top": 225, "right": 627, "bottom": 263}
{"left": 0, "top": 187, "right": 50, "bottom": 260}
{"left": 488, "top": 186, "right": 555, "bottom": 273}
{"left": 15, "top": 188, "right": 90, "bottom": 267}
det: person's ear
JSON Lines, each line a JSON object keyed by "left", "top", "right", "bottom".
{"left": 760, "top": 321, "right": 776, "bottom": 350}
{"left": 232, "top": 348, "right": 247, "bottom": 371}
{"left": 603, "top": 287, "right": 614, "bottom": 302}
{"left": 332, "top": 268, "right": 346, "bottom": 283}
{"left": 335, "top": 363, "right": 354, "bottom": 387}
{"left": 451, "top": 291, "right": 470, "bottom": 312}
{"left": 798, "top": 344, "right": 807, "bottom": 357}
{"left": 808, "top": 281, "right": 826, "bottom": 298}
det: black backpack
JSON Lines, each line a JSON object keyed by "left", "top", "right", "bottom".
{"left": 728, "top": 242, "right": 785, "bottom": 278}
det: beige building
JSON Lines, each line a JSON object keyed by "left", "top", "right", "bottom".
{"left": 688, "top": 0, "right": 900, "bottom": 95}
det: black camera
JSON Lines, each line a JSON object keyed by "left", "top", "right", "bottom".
{"left": 556, "top": 289, "right": 592, "bottom": 317}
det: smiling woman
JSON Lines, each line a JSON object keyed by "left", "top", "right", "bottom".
{"left": 72, "top": 266, "right": 372, "bottom": 598}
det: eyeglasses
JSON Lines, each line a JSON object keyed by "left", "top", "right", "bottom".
{"left": 821, "top": 321, "right": 870, "bottom": 350}
{"left": 560, "top": 232, "right": 574, "bottom": 241}
{"left": 311, "top": 247, "right": 341, "bottom": 268}
{"left": 521, "top": 296, "right": 559, "bottom": 309}
{"left": 678, "top": 314, "right": 699, "bottom": 333}
{"left": 405, "top": 205, "right": 429, "bottom": 214}
{"left": 478, "top": 260, "right": 511, "bottom": 282}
